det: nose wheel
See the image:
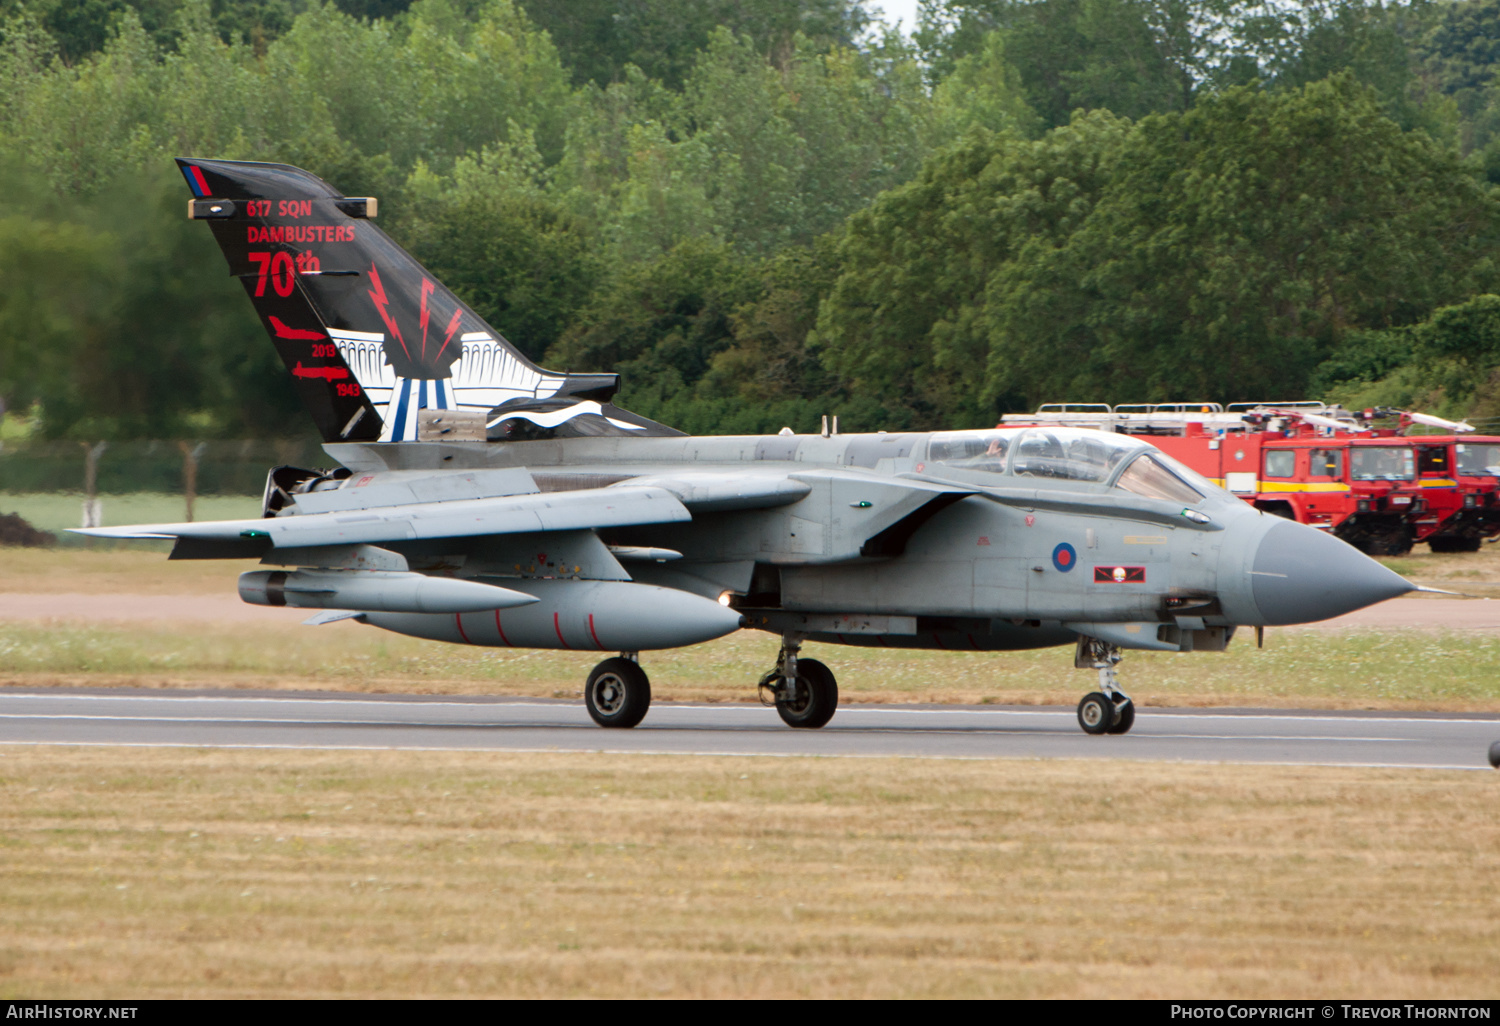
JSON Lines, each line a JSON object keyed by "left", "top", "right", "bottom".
{"left": 585, "top": 655, "right": 651, "bottom": 728}
{"left": 1075, "top": 638, "right": 1134, "bottom": 735}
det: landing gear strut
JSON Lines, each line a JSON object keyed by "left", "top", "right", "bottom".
{"left": 585, "top": 653, "right": 651, "bottom": 728}
{"left": 1075, "top": 638, "right": 1134, "bottom": 736}
{"left": 758, "top": 634, "right": 838, "bottom": 729}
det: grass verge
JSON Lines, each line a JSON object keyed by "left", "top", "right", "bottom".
{"left": 0, "top": 747, "right": 1494, "bottom": 998}
{"left": 3, "top": 621, "right": 1499, "bottom": 710}
{"left": 0, "top": 494, "right": 260, "bottom": 546}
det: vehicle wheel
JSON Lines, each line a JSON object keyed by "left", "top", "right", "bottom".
{"left": 1429, "top": 536, "right": 1481, "bottom": 554}
{"left": 1359, "top": 533, "right": 1409, "bottom": 557}
{"left": 1106, "top": 700, "right": 1135, "bottom": 735}
{"left": 775, "top": 657, "right": 838, "bottom": 729}
{"left": 1077, "top": 691, "right": 1114, "bottom": 735}
{"left": 585, "top": 658, "right": 651, "bottom": 728}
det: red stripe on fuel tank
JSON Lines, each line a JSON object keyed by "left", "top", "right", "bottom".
{"left": 554, "top": 612, "right": 571, "bottom": 649}
{"left": 493, "top": 609, "right": 511, "bottom": 646}
{"left": 455, "top": 613, "right": 472, "bottom": 645}
{"left": 587, "top": 614, "right": 604, "bottom": 651}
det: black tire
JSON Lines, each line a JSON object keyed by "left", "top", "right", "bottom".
{"left": 1106, "top": 700, "right": 1135, "bottom": 735}
{"left": 775, "top": 657, "right": 838, "bottom": 729}
{"left": 1356, "top": 532, "right": 1411, "bottom": 557}
{"left": 1429, "top": 536, "right": 1481, "bottom": 554}
{"left": 1077, "top": 692, "right": 1114, "bottom": 735}
{"left": 585, "top": 658, "right": 651, "bottom": 728}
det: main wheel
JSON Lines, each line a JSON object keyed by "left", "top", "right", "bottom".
{"left": 1106, "top": 699, "right": 1135, "bottom": 735}
{"left": 1077, "top": 691, "right": 1114, "bottom": 735}
{"left": 775, "top": 657, "right": 838, "bottom": 729}
{"left": 585, "top": 658, "right": 651, "bottom": 728}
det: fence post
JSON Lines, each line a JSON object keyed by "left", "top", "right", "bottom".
{"left": 179, "top": 441, "right": 207, "bottom": 522}
{"left": 81, "top": 441, "right": 107, "bottom": 529}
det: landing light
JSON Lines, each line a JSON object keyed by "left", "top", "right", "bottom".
{"left": 717, "top": 591, "right": 734, "bottom": 607}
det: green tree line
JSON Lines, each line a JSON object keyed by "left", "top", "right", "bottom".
{"left": 5, "top": 0, "right": 1500, "bottom": 441}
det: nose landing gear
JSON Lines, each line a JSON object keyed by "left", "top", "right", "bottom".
{"left": 1076, "top": 638, "right": 1134, "bottom": 735}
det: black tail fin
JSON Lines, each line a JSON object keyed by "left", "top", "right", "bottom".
{"left": 178, "top": 158, "right": 676, "bottom": 443}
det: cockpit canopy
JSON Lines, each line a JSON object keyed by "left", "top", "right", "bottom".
{"left": 924, "top": 427, "right": 1213, "bottom": 505}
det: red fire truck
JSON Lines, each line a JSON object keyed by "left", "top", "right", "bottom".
{"left": 999, "top": 403, "right": 1500, "bottom": 555}
{"left": 1401, "top": 434, "right": 1500, "bottom": 551}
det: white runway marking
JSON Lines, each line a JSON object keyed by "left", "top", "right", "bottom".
{"left": 0, "top": 692, "right": 1491, "bottom": 726}
{"left": 1, "top": 689, "right": 1494, "bottom": 770}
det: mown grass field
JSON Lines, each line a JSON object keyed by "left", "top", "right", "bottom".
{"left": 0, "top": 747, "right": 1494, "bottom": 998}
{"left": 3, "top": 548, "right": 1500, "bottom": 709}
{"left": 0, "top": 493, "right": 260, "bottom": 546}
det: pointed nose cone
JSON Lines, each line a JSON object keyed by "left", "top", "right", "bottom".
{"left": 1251, "top": 520, "right": 1415, "bottom": 625}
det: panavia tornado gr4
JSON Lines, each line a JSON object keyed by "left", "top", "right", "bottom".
{"left": 77, "top": 159, "right": 1418, "bottom": 734}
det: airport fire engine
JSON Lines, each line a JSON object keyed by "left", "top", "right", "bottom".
{"left": 1000, "top": 403, "right": 1500, "bottom": 555}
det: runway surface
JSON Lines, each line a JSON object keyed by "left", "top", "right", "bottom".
{"left": 0, "top": 688, "right": 1495, "bottom": 770}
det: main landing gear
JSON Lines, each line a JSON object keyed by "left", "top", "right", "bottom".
{"left": 1075, "top": 638, "right": 1134, "bottom": 736}
{"left": 585, "top": 653, "right": 651, "bottom": 728}
{"left": 583, "top": 636, "right": 842, "bottom": 731}
{"left": 757, "top": 634, "right": 838, "bottom": 729}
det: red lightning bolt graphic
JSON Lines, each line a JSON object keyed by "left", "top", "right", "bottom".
{"left": 418, "top": 279, "right": 435, "bottom": 361}
{"left": 366, "top": 264, "right": 409, "bottom": 361}
{"left": 436, "top": 308, "right": 463, "bottom": 362}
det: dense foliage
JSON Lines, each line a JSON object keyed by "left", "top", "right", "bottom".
{"left": 5, "top": 0, "right": 1500, "bottom": 440}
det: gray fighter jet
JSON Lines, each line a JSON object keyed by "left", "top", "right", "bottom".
{"left": 77, "top": 159, "right": 1416, "bottom": 734}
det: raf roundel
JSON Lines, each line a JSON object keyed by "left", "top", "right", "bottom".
{"left": 1052, "top": 542, "right": 1077, "bottom": 572}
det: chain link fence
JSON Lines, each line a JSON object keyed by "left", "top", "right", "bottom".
{"left": 0, "top": 438, "right": 329, "bottom": 543}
